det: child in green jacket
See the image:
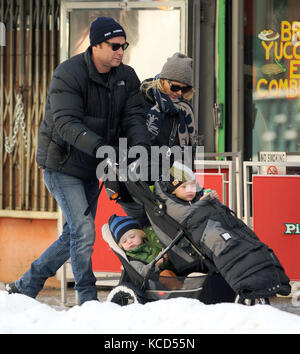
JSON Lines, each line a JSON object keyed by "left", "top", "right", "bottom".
{"left": 109, "top": 214, "right": 165, "bottom": 267}
{"left": 108, "top": 214, "right": 182, "bottom": 289}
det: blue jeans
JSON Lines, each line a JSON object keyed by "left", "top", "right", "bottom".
{"left": 15, "top": 170, "right": 99, "bottom": 304}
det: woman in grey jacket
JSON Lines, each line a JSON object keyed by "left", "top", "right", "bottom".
{"left": 6, "top": 17, "right": 150, "bottom": 305}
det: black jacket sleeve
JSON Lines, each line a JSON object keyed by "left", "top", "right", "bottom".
{"left": 49, "top": 65, "right": 103, "bottom": 157}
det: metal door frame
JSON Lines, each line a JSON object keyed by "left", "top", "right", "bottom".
{"left": 231, "top": 0, "right": 244, "bottom": 153}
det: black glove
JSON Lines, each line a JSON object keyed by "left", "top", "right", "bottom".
{"left": 104, "top": 180, "right": 134, "bottom": 203}
{"left": 104, "top": 180, "right": 120, "bottom": 200}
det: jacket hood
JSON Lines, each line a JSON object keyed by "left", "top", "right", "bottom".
{"left": 154, "top": 180, "right": 210, "bottom": 225}
{"left": 155, "top": 180, "right": 204, "bottom": 205}
{"left": 140, "top": 78, "right": 156, "bottom": 105}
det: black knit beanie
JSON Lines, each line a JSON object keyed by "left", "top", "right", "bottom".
{"left": 89, "top": 17, "right": 126, "bottom": 47}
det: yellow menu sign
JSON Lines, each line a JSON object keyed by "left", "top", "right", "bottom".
{"left": 256, "top": 21, "right": 300, "bottom": 99}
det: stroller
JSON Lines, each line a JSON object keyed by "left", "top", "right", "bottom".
{"left": 102, "top": 162, "right": 291, "bottom": 306}
{"left": 103, "top": 223, "right": 235, "bottom": 305}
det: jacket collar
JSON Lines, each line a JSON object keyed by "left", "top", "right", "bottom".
{"left": 84, "top": 46, "right": 119, "bottom": 87}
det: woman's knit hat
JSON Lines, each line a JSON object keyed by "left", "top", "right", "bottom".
{"left": 159, "top": 53, "right": 193, "bottom": 87}
{"left": 89, "top": 17, "right": 126, "bottom": 47}
{"left": 109, "top": 214, "right": 140, "bottom": 244}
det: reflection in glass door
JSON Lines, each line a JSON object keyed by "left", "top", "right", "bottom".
{"left": 60, "top": 1, "right": 187, "bottom": 82}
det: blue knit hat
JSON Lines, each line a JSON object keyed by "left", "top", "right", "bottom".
{"left": 109, "top": 214, "right": 140, "bottom": 244}
{"left": 89, "top": 17, "right": 126, "bottom": 47}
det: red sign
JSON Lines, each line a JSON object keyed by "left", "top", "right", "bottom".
{"left": 253, "top": 175, "right": 300, "bottom": 280}
{"left": 93, "top": 184, "right": 124, "bottom": 272}
{"left": 195, "top": 173, "right": 225, "bottom": 204}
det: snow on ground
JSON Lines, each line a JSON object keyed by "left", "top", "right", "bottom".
{"left": 1, "top": 291, "right": 300, "bottom": 334}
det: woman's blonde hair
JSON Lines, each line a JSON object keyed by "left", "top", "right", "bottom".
{"left": 142, "top": 78, "right": 194, "bottom": 101}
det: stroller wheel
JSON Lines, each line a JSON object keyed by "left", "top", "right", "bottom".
{"left": 235, "top": 295, "right": 270, "bottom": 306}
{"left": 257, "top": 298, "right": 270, "bottom": 305}
{"left": 107, "top": 285, "right": 141, "bottom": 306}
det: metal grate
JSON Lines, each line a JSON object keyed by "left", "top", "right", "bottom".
{"left": 0, "top": 0, "right": 60, "bottom": 212}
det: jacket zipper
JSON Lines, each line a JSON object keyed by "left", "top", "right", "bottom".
{"left": 106, "top": 72, "right": 113, "bottom": 145}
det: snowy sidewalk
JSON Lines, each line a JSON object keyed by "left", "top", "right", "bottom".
{"left": 32, "top": 282, "right": 300, "bottom": 317}
{"left": 1, "top": 282, "right": 300, "bottom": 334}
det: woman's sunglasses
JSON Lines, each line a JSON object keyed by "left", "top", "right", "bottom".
{"left": 104, "top": 41, "right": 129, "bottom": 51}
{"left": 167, "top": 80, "right": 191, "bottom": 94}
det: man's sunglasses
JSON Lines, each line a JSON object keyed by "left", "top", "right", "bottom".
{"left": 167, "top": 80, "right": 191, "bottom": 94}
{"left": 104, "top": 41, "right": 129, "bottom": 51}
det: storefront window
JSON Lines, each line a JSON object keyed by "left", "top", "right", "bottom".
{"left": 244, "top": 0, "right": 300, "bottom": 160}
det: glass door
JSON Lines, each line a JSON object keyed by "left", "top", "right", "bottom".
{"left": 60, "top": 0, "right": 187, "bottom": 81}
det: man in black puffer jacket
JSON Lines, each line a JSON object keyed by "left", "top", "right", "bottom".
{"left": 6, "top": 17, "right": 150, "bottom": 305}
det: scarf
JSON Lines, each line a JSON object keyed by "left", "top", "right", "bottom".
{"left": 146, "top": 86, "right": 197, "bottom": 147}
